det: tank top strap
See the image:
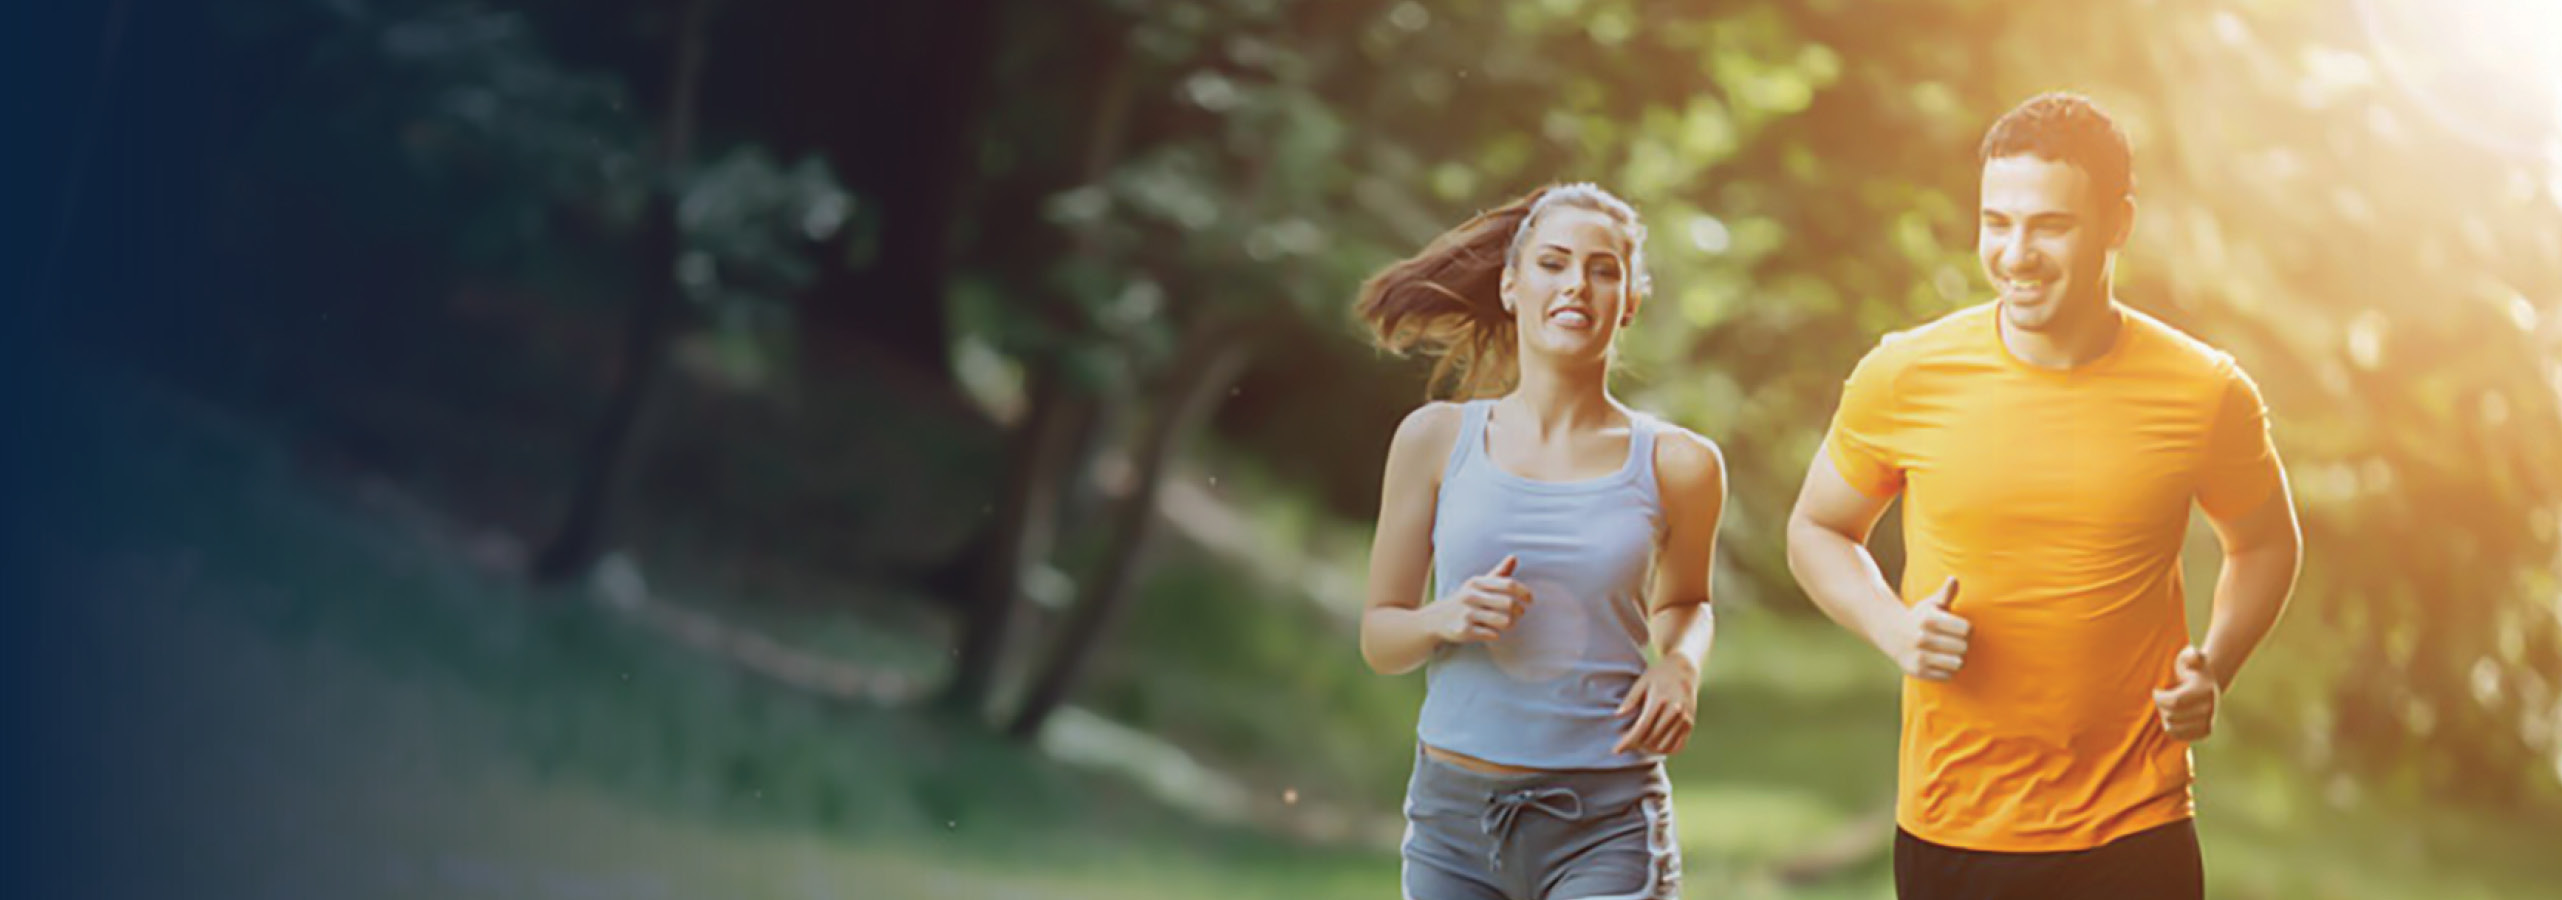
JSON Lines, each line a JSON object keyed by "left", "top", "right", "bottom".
{"left": 1623, "top": 409, "right": 1661, "bottom": 484}
{"left": 1443, "top": 398, "right": 1492, "bottom": 482}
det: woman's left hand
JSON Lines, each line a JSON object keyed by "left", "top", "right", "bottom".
{"left": 1612, "top": 655, "right": 1700, "bottom": 756}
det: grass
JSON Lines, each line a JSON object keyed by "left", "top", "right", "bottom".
{"left": 28, "top": 362, "right": 2562, "bottom": 898}
{"left": 37, "top": 362, "right": 1398, "bottom": 898}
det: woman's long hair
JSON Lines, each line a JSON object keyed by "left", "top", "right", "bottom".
{"left": 1355, "top": 183, "right": 1649, "bottom": 399}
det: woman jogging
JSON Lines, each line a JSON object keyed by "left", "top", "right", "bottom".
{"left": 1356, "top": 182, "right": 1725, "bottom": 900}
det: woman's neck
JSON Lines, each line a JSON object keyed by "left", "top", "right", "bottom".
{"left": 1501, "top": 361, "right": 1619, "bottom": 438}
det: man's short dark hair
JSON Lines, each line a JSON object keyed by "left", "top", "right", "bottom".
{"left": 1979, "top": 92, "right": 2134, "bottom": 206}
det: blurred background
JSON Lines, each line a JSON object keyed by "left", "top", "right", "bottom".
{"left": 14, "top": 0, "right": 2562, "bottom": 897}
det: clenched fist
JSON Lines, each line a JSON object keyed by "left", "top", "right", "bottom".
{"left": 2153, "top": 646, "right": 2219, "bottom": 742}
{"left": 1429, "top": 555, "right": 1534, "bottom": 645}
{"left": 1888, "top": 577, "right": 1970, "bottom": 682}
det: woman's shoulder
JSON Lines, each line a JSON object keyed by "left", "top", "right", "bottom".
{"left": 1394, "top": 400, "right": 1469, "bottom": 439}
{"left": 1644, "top": 417, "right": 1726, "bottom": 496}
{"left": 1386, "top": 400, "right": 1470, "bottom": 467}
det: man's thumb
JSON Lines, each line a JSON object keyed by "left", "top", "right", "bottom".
{"left": 1925, "top": 576, "right": 1959, "bottom": 610}
{"left": 1489, "top": 554, "right": 1519, "bottom": 577}
{"left": 2177, "top": 646, "right": 2209, "bottom": 678}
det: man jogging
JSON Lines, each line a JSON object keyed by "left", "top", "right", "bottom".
{"left": 1785, "top": 92, "right": 2303, "bottom": 899}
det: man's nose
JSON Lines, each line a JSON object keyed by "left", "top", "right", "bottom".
{"left": 2000, "top": 232, "right": 2042, "bottom": 272}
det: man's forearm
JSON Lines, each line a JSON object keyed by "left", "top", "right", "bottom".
{"left": 2199, "top": 541, "right": 2301, "bottom": 690}
{"left": 1786, "top": 516, "right": 1906, "bottom": 653}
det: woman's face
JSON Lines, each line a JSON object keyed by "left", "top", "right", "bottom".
{"left": 1503, "top": 205, "right": 1639, "bottom": 363}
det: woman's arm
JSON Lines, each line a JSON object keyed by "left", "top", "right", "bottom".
{"left": 1615, "top": 428, "right": 1725, "bottom": 755}
{"left": 1359, "top": 404, "right": 1531, "bottom": 674}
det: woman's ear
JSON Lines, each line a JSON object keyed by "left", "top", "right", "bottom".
{"left": 1498, "top": 266, "right": 1517, "bottom": 314}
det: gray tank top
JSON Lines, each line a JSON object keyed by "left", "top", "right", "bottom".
{"left": 1418, "top": 398, "right": 1666, "bottom": 770}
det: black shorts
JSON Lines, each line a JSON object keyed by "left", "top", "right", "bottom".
{"left": 1893, "top": 819, "right": 2203, "bottom": 900}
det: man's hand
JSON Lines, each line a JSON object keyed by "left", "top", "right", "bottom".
{"left": 1887, "top": 577, "right": 1970, "bottom": 681}
{"left": 1613, "top": 655, "right": 1700, "bottom": 755}
{"left": 2153, "top": 646, "right": 2219, "bottom": 742}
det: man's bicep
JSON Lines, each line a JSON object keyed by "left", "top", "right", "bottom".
{"left": 2197, "top": 362, "right": 2281, "bottom": 518}
{"left": 1793, "top": 448, "right": 1896, "bottom": 545}
{"left": 1823, "top": 338, "right": 1911, "bottom": 498}
{"left": 2204, "top": 467, "right": 2298, "bottom": 555}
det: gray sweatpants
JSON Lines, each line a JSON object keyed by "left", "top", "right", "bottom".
{"left": 1400, "top": 746, "right": 1681, "bottom": 900}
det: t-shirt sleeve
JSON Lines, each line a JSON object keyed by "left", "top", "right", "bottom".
{"left": 1822, "top": 340, "right": 1907, "bottom": 498}
{"left": 2196, "top": 360, "right": 2283, "bottom": 519}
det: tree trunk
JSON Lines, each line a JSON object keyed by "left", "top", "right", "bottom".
{"left": 1006, "top": 318, "right": 1260, "bottom": 741}
{"left": 531, "top": 0, "right": 713, "bottom": 585}
{"left": 940, "top": 363, "right": 1099, "bottom": 715}
{"left": 795, "top": 0, "right": 998, "bottom": 382}
{"left": 933, "top": 12, "right": 1137, "bottom": 718}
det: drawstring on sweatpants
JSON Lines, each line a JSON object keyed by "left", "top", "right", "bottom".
{"left": 1480, "top": 786, "right": 1585, "bottom": 873}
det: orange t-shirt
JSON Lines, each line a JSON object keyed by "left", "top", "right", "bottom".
{"left": 1823, "top": 302, "right": 2282, "bottom": 852}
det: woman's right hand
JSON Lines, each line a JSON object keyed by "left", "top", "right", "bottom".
{"left": 1429, "top": 555, "right": 1534, "bottom": 644}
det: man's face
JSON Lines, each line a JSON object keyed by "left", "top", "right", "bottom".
{"left": 1978, "top": 154, "right": 2126, "bottom": 333}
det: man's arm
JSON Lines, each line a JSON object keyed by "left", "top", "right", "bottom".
{"left": 1786, "top": 453, "right": 1969, "bottom": 680}
{"left": 2196, "top": 477, "right": 2301, "bottom": 690}
{"left": 2189, "top": 360, "right": 2302, "bottom": 692}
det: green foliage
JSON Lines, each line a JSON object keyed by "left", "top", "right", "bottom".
{"left": 677, "top": 147, "right": 851, "bottom": 315}
{"left": 241, "top": 0, "right": 852, "bottom": 336}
